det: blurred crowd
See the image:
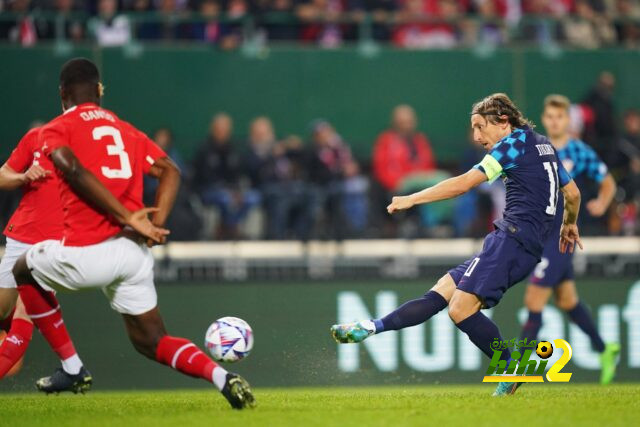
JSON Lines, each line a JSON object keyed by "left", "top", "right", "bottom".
{"left": 4, "top": 73, "right": 637, "bottom": 241}
{"left": 1, "top": 0, "right": 640, "bottom": 48}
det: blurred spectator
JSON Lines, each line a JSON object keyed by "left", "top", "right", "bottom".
{"left": 243, "top": 116, "right": 277, "bottom": 190}
{"left": 307, "top": 119, "right": 368, "bottom": 238}
{"left": 393, "top": 0, "right": 461, "bottom": 49}
{"left": 1, "top": 0, "right": 38, "bottom": 46}
{"left": 582, "top": 71, "right": 617, "bottom": 160}
{"left": 1, "top": 0, "right": 640, "bottom": 49}
{"left": 465, "top": 0, "right": 507, "bottom": 46}
{"left": 51, "top": 0, "right": 85, "bottom": 42}
{"left": 190, "top": 0, "right": 221, "bottom": 43}
{"left": 296, "top": 0, "right": 346, "bottom": 48}
{"left": 153, "top": 127, "right": 186, "bottom": 171}
{"left": 89, "top": 0, "right": 131, "bottom": 46}
{"left": 143, "top": 127, "right": 202, "bottom": 240}
{"left": 135, "top": 0, "right": 182, "bottom": 40}
{"left": 193, "top": 113, "right": 260, "bottom": 239}
{"left": 243, "top": 118, "right": 314, "bottom": 239}
{"left": 562, "top": 0, "right": 616, "bottom": 49}
{"left": 614, "top": 109, "right": 640, "bottom": 201}
{"left": 372, "top": 104, "right": 436, "bottom": 192}
{"left": 349, "top": 0, "right": 397, "bottom": 41}
{"left": 614, "top": 0, "right": 640, "bottom": 48}
{"left": 255, "top": 0, "right": 298, "bottom": 41}
{"left": 518, "top": 0, "right": 565, "bottom": 44}
{"left": 189, "top": 0, "right": 241, "bottom": 48}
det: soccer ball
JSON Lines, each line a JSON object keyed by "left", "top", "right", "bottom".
{"left": 536, "top": 341, "right": 554, "bottom": 359}
{"left": 205, "top": 317, "right": 254, "bottom": 363}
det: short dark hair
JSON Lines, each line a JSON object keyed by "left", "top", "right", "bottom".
{"left": 471, "top": 93, "right": 534, "bottom": 128}
{"left": 59, "top": 58, "right": 100, "bottom": 88}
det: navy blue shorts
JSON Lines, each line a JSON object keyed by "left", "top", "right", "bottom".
{"left": 529, "top": 234, "right": 574, "bottom": 287}
{"left": 448, "top": 229, "right": 539, "bottom": 308}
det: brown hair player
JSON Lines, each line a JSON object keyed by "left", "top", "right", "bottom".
{"left": 331, "top": 93, "right": 583, "bottom": 397}
{"left": 11, "top": 58, "right": 255, "bottom": 409}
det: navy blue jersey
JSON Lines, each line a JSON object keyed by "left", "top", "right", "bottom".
{"left": 557, "top": 139, "right": 608, "bottom": 182}
{"left": 551, "top": 138, "right": 608, "bottom": 229}
{"left": 474, "top": 126, "right": 572, "bottom": 258}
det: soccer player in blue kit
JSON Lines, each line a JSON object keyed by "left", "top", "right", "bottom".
{"left": 519, "top": 95, "right": 619, "bottom": 384}
{"left": 331, "top": 93, "right": 582, "bottom": 396}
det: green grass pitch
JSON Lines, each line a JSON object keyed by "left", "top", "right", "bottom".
{"left": 1, "top": 384, "right": 639, "bottom": 426}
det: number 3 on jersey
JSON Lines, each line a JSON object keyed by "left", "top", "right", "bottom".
{"left": 543, "top": 161, "right": 559, "bottom": 216}
{"left": 93, "top": 126, "right": 132, "bottom": 179}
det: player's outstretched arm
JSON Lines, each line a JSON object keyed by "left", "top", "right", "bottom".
{"left": 49, "top": 146, "right": 169, "bottom": 243}
{"left": 0, "top": 162, "right": 50, "bottom": 190}
{"left": 145, "top": 157, "right": 181, "bottom": 245}
{"left": 387, "top": 168, "right": 487, "bottom": 214}
{"left": 559, "top": 179, "right": 583, "bottom": 254}
{"left": 586, "top": 173, "right": 616, "bottom": 217}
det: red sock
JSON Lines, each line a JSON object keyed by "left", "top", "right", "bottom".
{"left": 17, "top": 284, "right": 78, "bottom": 360}
{"left": 156, "top": 335, "right": 219, "bottom": 383}
{"left": 0, "top": 318, "right": 33, "bottom": 378}
{"left": 0, "top": 307, "right": 16, "bottom": 332}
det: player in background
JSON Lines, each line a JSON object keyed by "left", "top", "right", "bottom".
{"left": 331, "top": 93, "right": 582, "bottom": 397}
{"left": 0, "top": 128, "right": 92, "bottom": 390}
{"left": 519, "top": 95, "right": 619, "bottom": 384}
{"left": 12, "top": 58, "right": 255, "bottom": 409}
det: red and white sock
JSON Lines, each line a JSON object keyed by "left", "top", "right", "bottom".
{"left": 0, "top": 307, "right": 16, "bottom": 332}
{"left": 17, "top": 284, "right": 84, "bottom": 375}
{"left": 0, "top": 318, "right": 33, "bottom": 378}
{"left": 155, "top": 335, "right": 228, "bottom": 391}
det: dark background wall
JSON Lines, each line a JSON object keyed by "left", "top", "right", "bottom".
{"left": 1, "top": 46, "right": 639, "bottom": 162}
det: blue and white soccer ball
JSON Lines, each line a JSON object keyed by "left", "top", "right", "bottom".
{"left": 205, "top": 317, "right": 254, "bottom": 363}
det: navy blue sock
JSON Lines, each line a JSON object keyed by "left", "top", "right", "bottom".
{"left": 567, "top": 302, "right": 605, "bottom": 353}
{"left": 374, "top": 290, "right": 448, "bottom": 333}
{"left": 456, "top": 311, "right": 511, "bottom": 361}
{"left": 520, "top": 311, "right": 542, "bottom": 344}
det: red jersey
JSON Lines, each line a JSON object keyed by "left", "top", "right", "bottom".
{"left": 3, "top": 127, "right": 64, "bottom": 244}
{"left": 39, "top": 103, "right": 167, "bottom": 246}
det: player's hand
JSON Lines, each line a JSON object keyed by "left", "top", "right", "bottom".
{"left": 126, "top": 207, "right": 170, "bottom": 244}
{"left": 586, "top": 198, "right": 608, "bottom": 217}
{"left": 559, "top": 223, "right": 583, "bottom": 254}
{"left": 146, "top": 234, "right": 167, "bottom": 248}
{"left": 21, "top": 164, "right": 51, "bottom": 183}
{"left": 387, "top": 195, "right": 415, "bottom": 214}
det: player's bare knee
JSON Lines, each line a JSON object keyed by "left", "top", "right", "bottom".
{"left": 0, "top": 289, "right": 18, "bottom": 320}
{"left": 524, "top": 292, "right": 544, "bottom": 312}
{"left": 431, "top": 274, "right": 455, "bottom": 302}
{"left": 448, "top": 296, "right": 466, "bottom": 323}
{"left": 556, "top": 294, "right": 578, "bottom": 312}
{"left": 524, "top": 285, "right": 550, "bottom": 312}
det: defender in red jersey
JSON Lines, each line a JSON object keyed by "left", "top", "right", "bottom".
{"left": 0, "top": 128, "right": 87, "bottom": 385}
{"left": 40, "top": 105, "right": 167, "bottom": 246}
{"left": 12, "top": 58, "right": 255, "bottom": 409}
{"left": 0, "top": 123, "right": 168, "bottom": 390}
